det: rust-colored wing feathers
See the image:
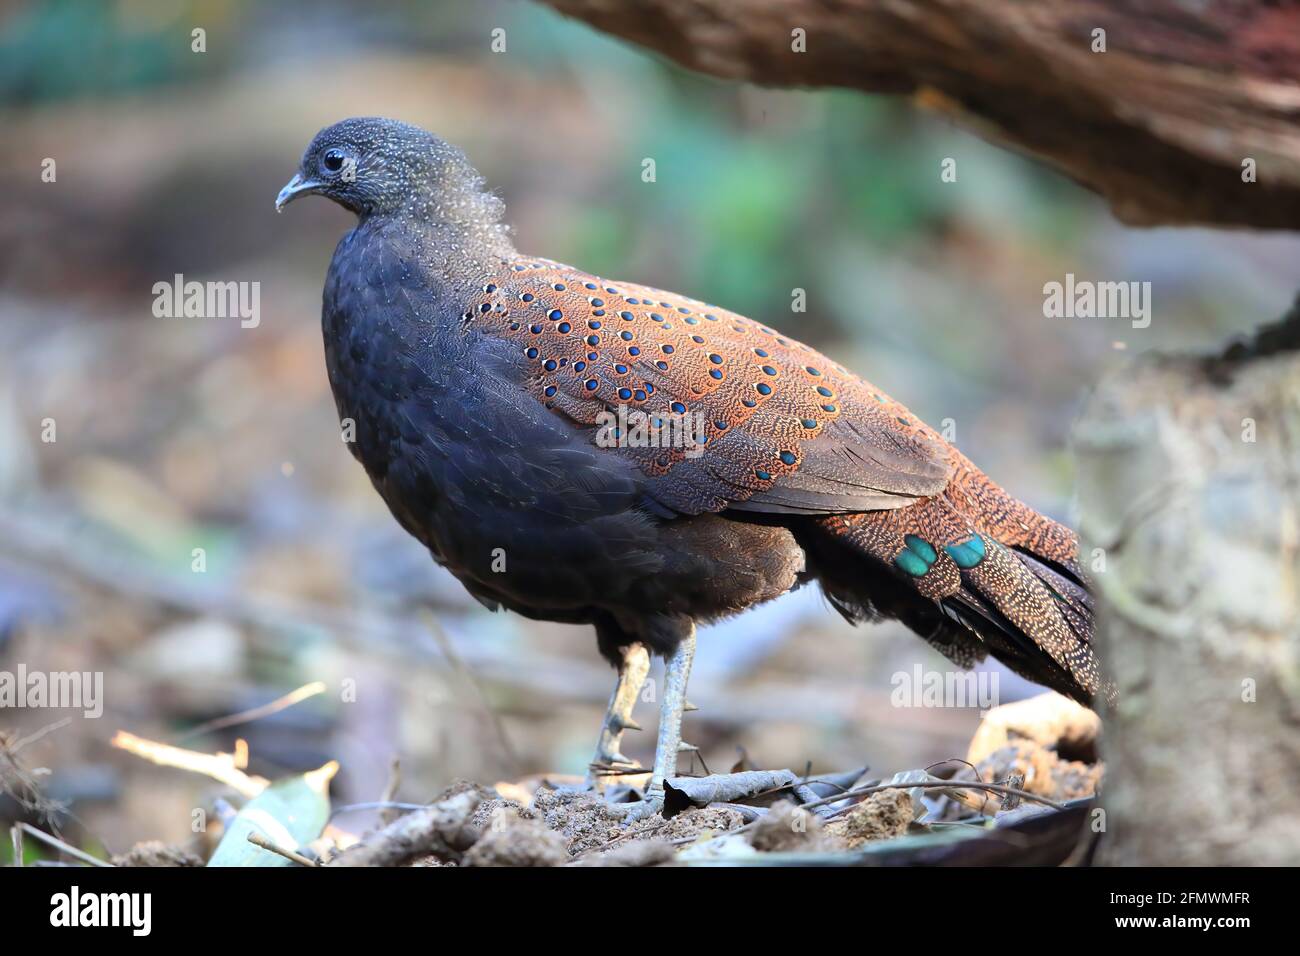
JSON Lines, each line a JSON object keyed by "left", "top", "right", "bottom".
{"left": 472, "top": 258, "right": 950, "bottom": 516}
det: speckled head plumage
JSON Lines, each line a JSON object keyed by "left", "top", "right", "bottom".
{"left": 276, "top": 117, "right": 509, "bottom": 240}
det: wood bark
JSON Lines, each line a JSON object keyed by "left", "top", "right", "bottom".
{"left": 544, "top": 0, "right": 1300, "bottom": 229}
{"left": 1074, "top": 307, "right": 1300, "bottom": 864}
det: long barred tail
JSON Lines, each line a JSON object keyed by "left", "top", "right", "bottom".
{"left": 806, "top": 476, "right": 1113, "bottom": 707}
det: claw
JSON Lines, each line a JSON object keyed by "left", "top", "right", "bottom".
{"left": 593, "top": 749, "right": 637, "bottom": 768}
{"left": 587, "top": 643, "right": 651, "bottom": 791}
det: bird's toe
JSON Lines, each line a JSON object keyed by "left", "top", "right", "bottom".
{"left": 611, "top": 793, "right": 665, "bottom": 823}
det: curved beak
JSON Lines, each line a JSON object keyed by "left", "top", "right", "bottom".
{"left": 275, "top": 173, "right": 323, "bottom": 212}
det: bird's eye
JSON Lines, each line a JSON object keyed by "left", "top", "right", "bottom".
{"left": 322, "top": 148, "right": 347, "bottom": 173}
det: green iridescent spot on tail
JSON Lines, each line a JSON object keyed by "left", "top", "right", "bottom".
{"left": 903, "top": 534, "right": 936, "bottom": 564}
{"left": 895, "top": 534, "right": 937, "bottom": 577}
{"left": 944, "top": 534, "right": 987, "bottom": 569}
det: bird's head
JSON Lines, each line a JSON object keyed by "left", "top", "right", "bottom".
{"left": 275, "top": 117, "right": 506, "bottom": 230}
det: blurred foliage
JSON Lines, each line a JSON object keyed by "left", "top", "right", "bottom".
{"left": 1, "top": 0, "right": 1297, "bottom": 853}
{"left": 0, "top": 0, "right": 221, "bottom": 100}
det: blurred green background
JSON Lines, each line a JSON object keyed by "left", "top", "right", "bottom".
{"left": 2, "top": 0, "right": 1297, "bottom": 856}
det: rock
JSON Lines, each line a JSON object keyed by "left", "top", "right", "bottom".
{"left": 748, "top": 800, "right": 827, "bottom": 852}
{"left": 570, "top": 839, "right": 677, "bottom": 867}
{"left": 824, "top": 789, "right": 914, "bottom": 848}
{"left": 463, "top": 807, "right": 569, "bottom": 867}
{"left": 967, "top": 692, "right": 1100, "bottom": 765}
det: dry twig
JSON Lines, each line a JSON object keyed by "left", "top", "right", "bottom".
{"left": 111, "top": 730, "right": 268, "bottom": 798}
{"left": 802, "top": 779, "right": 1066, "bottom": 816}
{"left": 247, "top": 832, "right": 319, "bottom": 867}
{"left": 379, "top": 757, "right": 402, "bottom": 826}
{"left": 16, "top": 823, "right": 113, "bottom": 868}
{"left": 176, "top": 681, "right": 327, "bottom": 742}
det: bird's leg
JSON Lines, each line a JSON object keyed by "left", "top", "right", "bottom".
{"left": 647, "top": 624, "right": 698, "bottom": 796}
{"left": 605, "top": 624, "right": 699, "bottom": 821}
{"left": 585, "top": 642, "right": 649, "bottom": 790}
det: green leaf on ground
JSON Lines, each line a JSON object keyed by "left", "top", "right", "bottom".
{"left": 207, "top": 761, "right": 337, "bottom": 867}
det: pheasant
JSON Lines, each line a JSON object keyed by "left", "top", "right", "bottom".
{"left": 277, "top": 117, "right": 1110, "bottom": 815}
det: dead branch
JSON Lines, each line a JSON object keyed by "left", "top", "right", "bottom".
{"left": 664, "top": 769, "right": 802, "bottom": 809}
{"left": 544, "top": 0, "right": 1300, "bottom": 229}
{"left": 327, "top": 789, "right": 485, "bottom": 867}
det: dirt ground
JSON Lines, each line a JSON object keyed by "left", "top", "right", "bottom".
{"left": 70, "top": 692, "right": 1103, "bottom": 867}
